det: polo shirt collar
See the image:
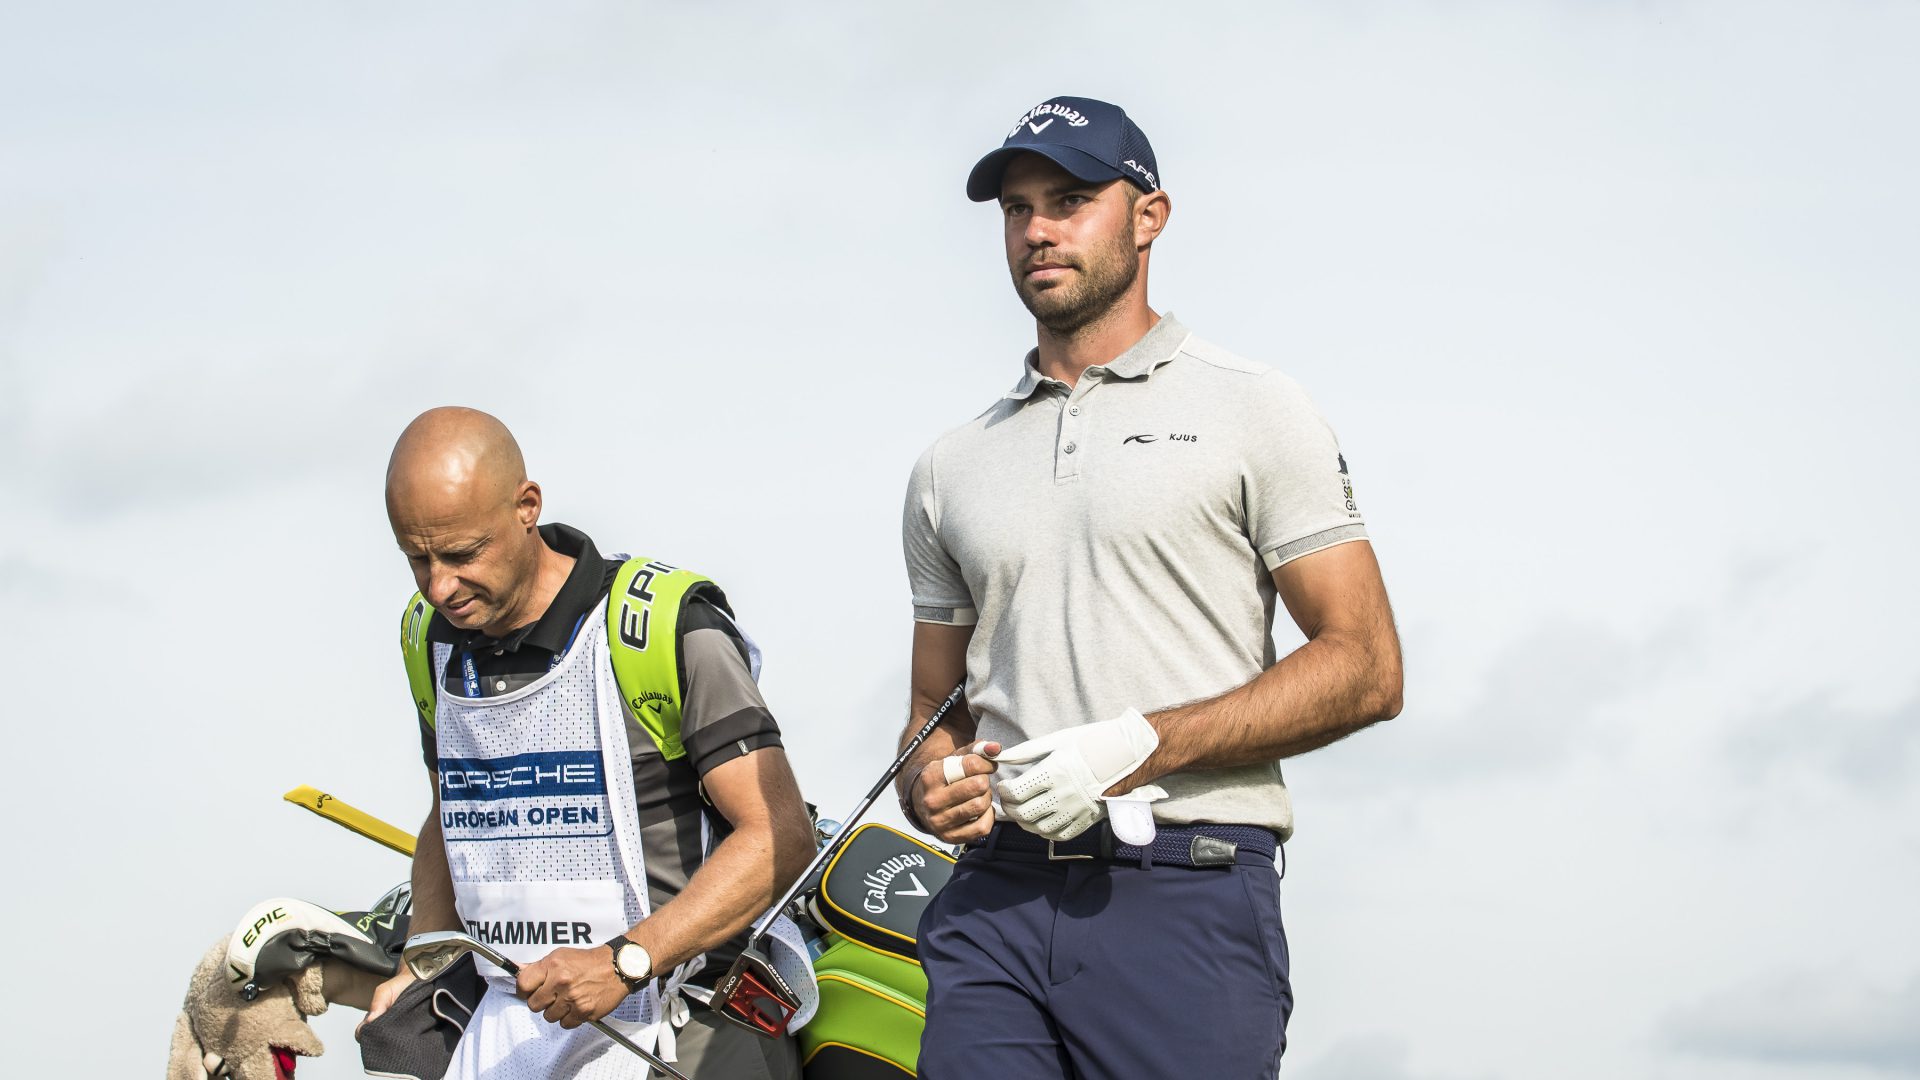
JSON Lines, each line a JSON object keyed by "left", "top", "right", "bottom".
{"left": 425, "top": 522, "right": 608, "bottom": 653}
{"left": 1003, "top": 312, "right": 1191, "bottom": 400}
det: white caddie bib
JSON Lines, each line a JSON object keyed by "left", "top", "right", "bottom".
{"left": 431, "top": 596, "right": 818, "bottom": 1079}
{"left": 433, "top": 609, "right": 681, "bottom": 1078}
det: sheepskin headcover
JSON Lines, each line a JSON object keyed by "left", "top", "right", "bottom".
{"left": 167, "top": 940, "right": 327, "bottom": 1080}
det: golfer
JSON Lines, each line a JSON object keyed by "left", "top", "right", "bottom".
{"left": 896, "top": 96, "right": 1405, "bottom": 1076}
{"left": 364, "top": 407, "right": 813, "bottom": 1079}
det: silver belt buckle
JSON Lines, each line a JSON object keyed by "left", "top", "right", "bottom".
{"left": 1046, "top": 839, "right": 1093, "bottom": 861}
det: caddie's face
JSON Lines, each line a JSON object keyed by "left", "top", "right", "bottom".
{"left": 390, "top": 489, "right": 538, "bottom": 634}
{"left": 998, "top": 154, "right": 1142, "bottom": 332}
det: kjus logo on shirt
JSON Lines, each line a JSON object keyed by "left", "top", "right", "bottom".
{"left": 438, "top": 751, "right": 605, "bottom": 802}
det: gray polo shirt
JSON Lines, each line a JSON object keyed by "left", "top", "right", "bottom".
{"left": 903, "top": 314, "right": 1367, "bottom": 837}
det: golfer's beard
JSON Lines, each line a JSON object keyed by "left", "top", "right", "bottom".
{"left": 1014, "top": 236, "right": 1140, "bottom": 336}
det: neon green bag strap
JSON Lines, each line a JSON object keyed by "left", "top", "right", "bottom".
{"left": 607, "top": 557, "right": 714, "bottom": 761}
{"left": 397, "top": 559, "right": 713, "bottom": 753}
{"left": 400, "top": 592, "right": 438, "bottom": 730}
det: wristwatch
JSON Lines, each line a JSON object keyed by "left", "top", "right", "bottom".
{"left": 608, "top": 935, "right": 652, "bottom": 992}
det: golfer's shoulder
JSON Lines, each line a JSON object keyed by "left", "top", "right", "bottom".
{"left": 1171, "top": 333, "right": 1320, "bottom": 414}
{"left": 1171, "top": 330, "right": 1276, "bottom": 381}
{"left": 910, "top": 398, "right": 1019, "bottom": 483}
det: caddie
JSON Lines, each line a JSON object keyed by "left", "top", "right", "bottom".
{"left": 363, "top": 406, "right": 816, "bottom": 1079}
{"left": 896, "top": 96, "right": 1406, "bottom": 1077}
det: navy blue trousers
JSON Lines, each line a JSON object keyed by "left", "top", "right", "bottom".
{"left": 917, "top": 835, "right": 1291, "bottom": 1079}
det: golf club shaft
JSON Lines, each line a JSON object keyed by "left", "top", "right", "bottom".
{"left": 750, "top": 681, "right": 966, "bottom": 945}
{"left": 588, "top": 1018, "right": 692, "bottom": 1080}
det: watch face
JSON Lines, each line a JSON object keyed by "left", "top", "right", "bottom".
{"left": 615, "top": 942, "right": 650, "bottom": 980}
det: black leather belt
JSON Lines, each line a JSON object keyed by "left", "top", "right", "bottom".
{"left": 978, "top": 821, "right": 1278, "bottom": 869}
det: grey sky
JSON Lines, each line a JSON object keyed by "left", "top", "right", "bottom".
{"left": 3, "top": 2, "right": 1917, "bottom": 1076}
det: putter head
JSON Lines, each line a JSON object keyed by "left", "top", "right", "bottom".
{"left": 403, "top": 930, "right": 516, "bottom": 981}
{"left": 715, "top": 945, "right": 802, "bottom": 1038}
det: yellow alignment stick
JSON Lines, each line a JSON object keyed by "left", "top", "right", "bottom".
{"left": 283, "top": 785, "right": 418, "bottom": 858}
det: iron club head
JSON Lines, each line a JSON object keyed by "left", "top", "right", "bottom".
{"left": 402, "top": 930, "right": 517, "bottom": 981}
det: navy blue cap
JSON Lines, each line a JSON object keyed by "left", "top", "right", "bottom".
{"left": 966, "top": 96, "right": 1159, "bottom": 202}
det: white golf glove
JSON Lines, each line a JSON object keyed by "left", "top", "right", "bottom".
{"left": 992, "top": 709, "right": 1159, "bottom": 841}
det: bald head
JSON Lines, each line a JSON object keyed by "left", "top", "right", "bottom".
{"left": 387, "top": 407, "right": 556, "bottom": 636}
{"left": 386, "top": 406, "right": 527, "bottom": 515}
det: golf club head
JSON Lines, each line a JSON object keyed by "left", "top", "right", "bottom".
{"left": 403, "top": 930, "right": 517, "bottom": 981}
{"left": 715, "top": 945, "right": 801, "bottom": 1038}
{"left": 814, "top": 817, "right": 843, "bottom": 848}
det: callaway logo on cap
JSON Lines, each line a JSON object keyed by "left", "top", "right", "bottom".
{"left": 966, "top": 95, "right": 1160, "bottom": 202}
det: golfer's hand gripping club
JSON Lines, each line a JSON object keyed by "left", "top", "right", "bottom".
{"left": 992, "top": 709, "right": 1159, "bottom": 841}
{"left": 913, "top": 739, "right": 1000, "bottom": 845}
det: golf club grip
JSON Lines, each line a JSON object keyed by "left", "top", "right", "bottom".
{"left": 747, "top": 681, "right": 965, "bottom": 948}
{"left": 890, "top": 681, "right": 970, "bottom": 782}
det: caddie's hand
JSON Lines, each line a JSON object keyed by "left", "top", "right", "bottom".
{"left": 517, "top": 944, "right": 629, "bottom": 1028}
{"left": 911, "top": 740, "right": 1001, "bottom": 845}
{"left": 356, "top": 968, "right": 416, "bottom": 1037}
{"left": 992, "top": 709, "right": 1159, "bottom": 841}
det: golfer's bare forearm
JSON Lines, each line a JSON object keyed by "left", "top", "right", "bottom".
{"left": 409, "top": 804, "right": 461, "bottom": 935}
{"left": 1124, "top": 628, "right": 1401, "bottom": 787}
{"left": 1116, "top": 542, "right": 1404, "bottom": 791}
{"left": 897, "top": 620, "right": 976, "bottom": 803}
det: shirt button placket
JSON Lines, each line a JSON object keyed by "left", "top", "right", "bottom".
{"left": 1057, "top": 377, "right": 1095, "bottom": 481}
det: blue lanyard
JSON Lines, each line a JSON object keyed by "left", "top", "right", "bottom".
{"left": 459, "top": 651, "right": 481, "bottom": 698}
{"left": 553, "top": 613, "right": 588, "bottom": 670}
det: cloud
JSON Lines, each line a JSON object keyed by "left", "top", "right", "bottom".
{"left": 0, "top": 553, "right": 129, "bottom": 606}
{"left": 11, "top": 273, "right": 591, "bottom": 520}
{"left": 1298, "top": 612, "right": 1695, "bottom": 798}
{"left": 0, "top": 210, "right": 61, "bottom": 333}
{"left": 1663, "top": 969, "right": 1920, "bottom": 1074}
{"left": 1727, "top": 692, "right": 1920, "bottom": 793}
{"left": 1296, "top": 550, "right": 1920, "bottom": 805}
{"left": 0, "top": 211, "right": 63, "bottom": 468}
{"left": 1298, "top": 1034, "right": 1493, "bottom": 1080}
{"left": 17, "top": 361, "right": 369, "bottom": 517}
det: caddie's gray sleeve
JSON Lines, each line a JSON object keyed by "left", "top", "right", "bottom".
{"left": 678, "top": 599, "right": 783, "bottom": 778}
{"left": 903, "top": 444, "right": 977, "bottom": 625}
{"left": 1243, "top": 371, "right": 1370, "bottom": 570}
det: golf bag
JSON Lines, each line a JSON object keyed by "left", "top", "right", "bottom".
{"left": 796, "top": 823, "right": 955, "bottom": 1079}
